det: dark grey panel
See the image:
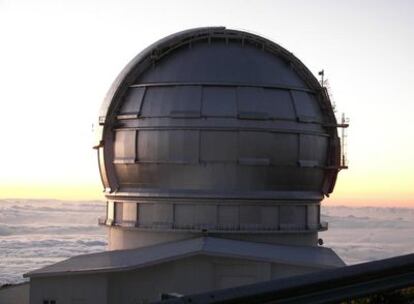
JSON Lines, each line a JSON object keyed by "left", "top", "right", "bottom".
{"left": 202, "top": 86, "right": 237, "bottom": 117}
{"left": 280, "top": 205, "right": 306, "bottom": 229}
{"left": 293, "top": 167, "right": 325, "bottom": 190}
{"left": 152, "top": 204, "right": 173, "bottom": 227}
{"left": 239, "top": 132, "right": 298, "bottom": 166}
{"left": 113, "top": 130, "right": 136, "bottom": 163}
{"left": 262, "top": 88, "right": 296, "bottom": 119}
{"left": 291, "top": 91, "right": 323, "bottom": 122}
{"left": 234, "top": 166, "right": 269, "bottom": 190}
{"left": 138, "top": 204, "right": 154, "bottom": 226}
{"left": 218, "top": 205, "right": 239, "bottom": 226}
{"left": 141, "top": 86, "right": 201, "bottom": 117}
{"left": 261, "top": 206, "right": 279, "bottom": 228}
{"left": 238, "top": 157, "right": 270, "bottom": 166}
{"left": 119, "top": 87, "right": 146, "bottom": 114}
{"left": 240, "top": 206, "right": 261, "bottom": 225}
{"left": 115, "top": 162, "right": 324, "bottom": 193}
{"left": 170, "top": 86, "right": 202, "bottom": 117}
{"left": 266, "top": 167, "right": 324, "bottom": 190}
{"left": 273, "top": 133, "right": 298, "bottom": 165}
{"left": 239, "top": 131, "right": 272, "bottom": 162}
{"left": 300, "top": 135, "right": 328, "bottom": 165}
{"left": 200, "top": 131, "right": 237, "bottom": 162}
{"left": 140, "top": 86, "right": 172, "bottom": 116}
{"left": 137, "top": 130, "right": 199, "bottom": 163}
{"left": 237, "top": 87, "right": 268, "bottom": 119}
{"left": 137, "top": 40, "right": 307, "bottom": 88}
{"left": 191, "top": 163, "right": 239, "bottom": 190}
{"left": 175, "top": 204, "right": 195, "bottom": 226}
{"left": 194, "top": 205, "right": 217, "bottom": 226}
{"left": 237, "top": 87, "right": 296, "bottom": 120}
{"left": 116, "top": 163, "right": 235, "bottom": 190}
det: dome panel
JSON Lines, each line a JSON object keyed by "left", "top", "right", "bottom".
{"left": 136, "top": 40, "right": 307, "bottom": 88}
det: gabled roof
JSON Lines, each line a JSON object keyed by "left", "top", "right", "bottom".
{"left": 24, "top": 237, "right": 345, "bottom": 278}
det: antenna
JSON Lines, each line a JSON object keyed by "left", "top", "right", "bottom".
{"left": 340, "top": 113, "right": 350, "bottom": 168}
{"left": 318, "top": 69, "right": 324, "bottom": 86}
{"left": 319, "top": 69, "right": 349, "bottom": 169}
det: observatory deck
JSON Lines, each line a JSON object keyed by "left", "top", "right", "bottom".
{"left": 98, "top": 215, "right": 328, "bottom": 233}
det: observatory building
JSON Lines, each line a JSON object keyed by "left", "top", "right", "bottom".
{"left": 24, "top": 27, "right": 345, "bottom": 304}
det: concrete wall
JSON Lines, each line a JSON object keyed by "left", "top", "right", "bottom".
{"left": 271, "top": 263, "right": 320, "bottom": 279}
{"left": 108, "top": 226, "right": 318, "bottom": 251}
{"left": 30, "top": 274, "right": 107, "bottom": 304}
{"left": 108, "top": 227, "right": 196, "bottom": 250}
{"left": 0, "top": 282, "right": 29, "bottom": 304}
{"left": 107, "top": 255, "right": 322, "bottom": 303}
{"left": 28, "top": 255, "right": 326, "bottom": 304}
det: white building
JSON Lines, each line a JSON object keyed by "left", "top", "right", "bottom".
{"left": 25, "top": 238, "right": 343, "bottom": 304}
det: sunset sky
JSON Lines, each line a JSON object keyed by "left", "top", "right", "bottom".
{"left": 0, "top": 0, "right": 413, "bottom": 207}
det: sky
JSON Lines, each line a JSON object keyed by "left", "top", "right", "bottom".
{"left": 0, "top": 0, "right": 413, "bottom": 206}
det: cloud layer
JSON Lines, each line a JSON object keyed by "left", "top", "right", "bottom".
{"left": 0, "top": 199, "right": 107, "bottom": 285}
{"left": 1, "top": 200, "right": 413, "bottom": 285}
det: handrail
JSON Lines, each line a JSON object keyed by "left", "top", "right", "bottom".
{"left": 98, "top": 218, "right": 328, "bottom": 233}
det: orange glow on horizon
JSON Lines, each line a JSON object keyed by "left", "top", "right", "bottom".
{"left": 0, "top": 183, "right": 104, "bottom": 201}
{"left": 1, "top": 181, "right": 413, "bottom": 208}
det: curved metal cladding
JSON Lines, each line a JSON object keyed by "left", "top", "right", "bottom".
{"left": 95, "top": 27, "right": 341, "bottom": 242}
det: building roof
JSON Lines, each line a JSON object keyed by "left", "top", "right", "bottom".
{"left": 154, "top": 253, "right": 414, "bottom": 304}
{"left": 24, "top": 237, "right": 345, "bottom": 278}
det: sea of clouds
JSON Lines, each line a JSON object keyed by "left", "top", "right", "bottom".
{"left": 0, "top": 199, "right": 413, "bottom": 285}
{"left": 0, "top": 199, "right": 106, "bottom": 285}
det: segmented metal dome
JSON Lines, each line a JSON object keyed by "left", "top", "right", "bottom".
{"left": 95, "top": 27, "right": 340, "bottom": 202}
{"left": 95, "top": 28, "right": 344, "bottom": 249}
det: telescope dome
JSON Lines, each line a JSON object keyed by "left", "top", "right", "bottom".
{"left": 95, "top": 27, "right": 342, "bottom": 249}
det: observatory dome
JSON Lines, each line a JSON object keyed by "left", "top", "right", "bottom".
{"left": 95, "top": 27, "right": 342, "bottom": 249}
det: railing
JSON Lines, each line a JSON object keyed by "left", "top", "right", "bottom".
{"left": 98, "top": 218, "right": 328, "bottom": 233}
